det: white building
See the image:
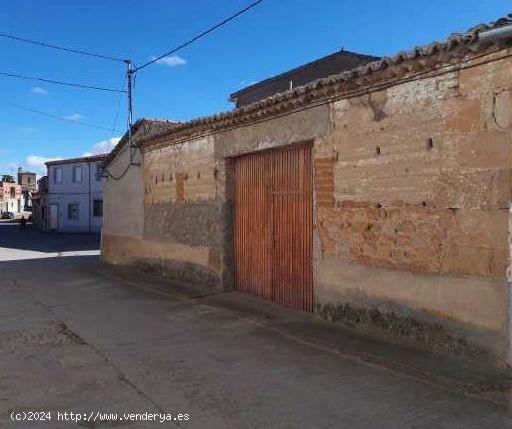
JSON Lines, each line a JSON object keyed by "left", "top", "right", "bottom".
{"left": 0, "top": 175, "right": 23, "bottom": 216}
{"left": 45, "top": 154, "right": 107, "bottom": 233}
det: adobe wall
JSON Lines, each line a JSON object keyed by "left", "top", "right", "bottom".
{"left": 104, "top": 50, "right": 512, "bottom": 362}
{"left": 315, "top": 54, "right": 512, "bottom": 361}
{"left": 139, "top": 107, "right": 331, "bottom": 288}
{"left": 102, "top": 143, "right": 145, "bottom": 264}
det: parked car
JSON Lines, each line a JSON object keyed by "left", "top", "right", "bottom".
{"left": 1, "top": 212, "right": 14, "bottom": 219}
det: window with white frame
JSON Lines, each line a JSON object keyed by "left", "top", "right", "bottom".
{"left": 72, "top": 166, "right": 82, "bottom": 183}
{"left": 54, "top": 167, "right": 63, "bottom": 183}
{"left": 68, "top": 203, "right": 79, "bottom": 220}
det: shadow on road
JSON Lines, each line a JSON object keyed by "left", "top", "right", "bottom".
{"left": 0, "top": 222, "right": 100, "bottom": 254}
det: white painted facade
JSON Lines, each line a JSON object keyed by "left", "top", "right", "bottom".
{"left": 45, "top": 156, "right": 106, "bottom": 233}
{"left": 0, "top": 181, "right": 24, "bottom": 216}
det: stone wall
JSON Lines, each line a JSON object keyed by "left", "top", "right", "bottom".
{"left": 141, "top": 136, "right": 227, "bottom": 286}
{"left": 139, "top": 107, "right": 331, "bottom": 288}
{"left": 316, "top": 69, "right": 510, "bottom": 278}
{"left": 103, "top": 50, "right": 512, "bottom": 363}
{"left": 314, "top": 55, "right": 512, "bottom": 361}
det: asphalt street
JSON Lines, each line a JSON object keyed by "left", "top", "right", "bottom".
{"left": 1, "top": 222, "right": 511, "bottom": 428}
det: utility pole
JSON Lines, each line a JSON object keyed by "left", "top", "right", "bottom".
{"left": 125, "top": 59, "right": 139, "bottom": 166}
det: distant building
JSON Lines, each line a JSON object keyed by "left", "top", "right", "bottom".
{"left": 229, "top": 49, "right": 379, "bottom": 108}
{"left": 44, "top": 154, "right": 107, "bottom": 233}
{"left": 17, "top": 167, "right": 37, "bottom": 209}
{"left": 32, "top": 175, "right": 48, "bottom": 230}
{"left": 0, "top": 177, "right": 22, "bottom": 215}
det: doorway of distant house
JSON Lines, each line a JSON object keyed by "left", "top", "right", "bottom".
{"left": 233, "top": 144, "right": 313, "bottom": 312}
{"left": 49, "top": 204, "right": 58, "bottom": 231}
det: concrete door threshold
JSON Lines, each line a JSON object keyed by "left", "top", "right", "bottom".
{"left": 95, "top": 263, "right": 512, "bottom": 407}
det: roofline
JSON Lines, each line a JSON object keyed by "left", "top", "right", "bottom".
{"left": 102, "top": 118, "right": 181, "bottom": 167}
{"left": 101, "top": 118, "right": 152, "bottom": 168}
{"left": 45, "top": 154, "right": 107, "bottom": 167}
{"left": 229, "top": 49, "right": 380, "bottom": 101}
{"left": 138, "top": 15, "right": 512, "bottom": 150}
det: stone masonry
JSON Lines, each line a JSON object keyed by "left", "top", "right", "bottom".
{"left": 103, "top": 23, "right": 512, "bottom": 364}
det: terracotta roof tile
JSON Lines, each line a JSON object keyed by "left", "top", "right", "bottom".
{"left": 139, "top": 14, "right": 512, "bottom": 149}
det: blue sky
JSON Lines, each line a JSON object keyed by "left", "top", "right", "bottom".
{"left": 0, "top": 0, "right": 510, "bottom": 176}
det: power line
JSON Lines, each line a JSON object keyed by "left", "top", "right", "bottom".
{"left": 134, "top": 0, "right": 266, "bottom": 72}
{"left": 0, "top": 31, "right": 127, "bottom": 63}
{"left": 0, "top": 71, "right": 126, "bottom": 93}
{"left": 109, "top": 76, "right": 126, "bottom": 138}
{"left": 0, "top": 100, "right": 122, "bottom": 132}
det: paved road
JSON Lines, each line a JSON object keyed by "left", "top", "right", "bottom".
{"left": 0, "top": 220, "right": 100, "bottom": 261}
{"left": 1, "top": 223, "right": 512, "bottom": 428}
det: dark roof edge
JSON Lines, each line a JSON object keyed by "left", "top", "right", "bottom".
{"left": 46, "top": 154, "right": 107, "bottom": 167}
{"left": 102, "top": 118, "right": 146, "bottom": 168}
{"left": 229, "top": 49, "right": 379, "bottom": 101}
{"left": 103, "top": 118, "right": 180, "bottom": 167}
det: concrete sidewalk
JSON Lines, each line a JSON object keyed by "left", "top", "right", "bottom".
{"left": 100, "top": 265, "right": 512, "bottom": 402}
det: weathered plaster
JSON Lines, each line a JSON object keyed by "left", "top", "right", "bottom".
{"left": 103, "top": 51, "right": 512, "bottom": 363}
{"left": 102, "top": 143, "right": 144, "bottom": 239}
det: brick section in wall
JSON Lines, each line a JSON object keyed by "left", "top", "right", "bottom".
{"left": 175, "top": 173, "right": 188, "bottom": 203}
{"left": 314, "top": 156, "right": 335, "bottom": 208}
{"left": 314, "top": 155, "right": 336, "bottom": 257}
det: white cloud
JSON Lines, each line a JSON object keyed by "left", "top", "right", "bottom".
{"left": 31, "top": 87, "right": 48, "bottom": 95}
{"left": 153, "top": 55, "right": 187, "bottom": 67}
{"left": 63, "top": 113, "right": 84, "bottom": 122}
{"left": 22, "top": 137, "right": 121, "bottom": 178}
{"left": 83, "top": 136, "right": 121, "bottom": 157}
{"left": 26, "top": 155, "right": 62, "bottom": 176}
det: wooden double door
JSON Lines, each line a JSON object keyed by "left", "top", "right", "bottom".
{"left": 233, "top": 144, "right": 313, "bottom": 312}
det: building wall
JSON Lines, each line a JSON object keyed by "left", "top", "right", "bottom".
{"left": 47, "top": 161, "right": 105, "bottom": 233}
{"left": 314, "top": 58, "right": 512, "bottom": 360}
{"left": 102, "top": 144, "right": 145, "bottom": 262}
{"left": 102, "top": 51, "right": 512, "bottom": 363}
{"left": 0, "top": 182, "right": 22, "bottom": 214}
{"left": 32, "top": 194, "right": 47, "bottom": 230}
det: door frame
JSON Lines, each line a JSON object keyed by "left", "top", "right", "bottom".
{"left": 230, "top": 140, "right": 314, "bottom": 310}
{"left": 49, "top": 203, "right": 59, "bottom": 231}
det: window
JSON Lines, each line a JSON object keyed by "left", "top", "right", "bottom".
{"left": 96, "top": 163, "right": 104, "bottom": 181}
{"left": 72, "top": 166, "right": 82, "bottom": 183}
{"left": 68, "top": 203, "right": 79, "bottom": 221}
{"left": 93, "top": 199, "right": 103, "bottom": 217}
{"left": 54, "top": 167, "right": 63, "bottom": 183}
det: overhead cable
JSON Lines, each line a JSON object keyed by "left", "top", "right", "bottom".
{"left": 0, "top": 100, "right": 121, "bottom": 132}
{"left": 134, "top": 0, "right": 266, "bottom": 72}
{"left": 0, "top": 71, "right": 126, "bottom": 93}
{"left": 0, "top": 31, "right": 127, "bottom": 63}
